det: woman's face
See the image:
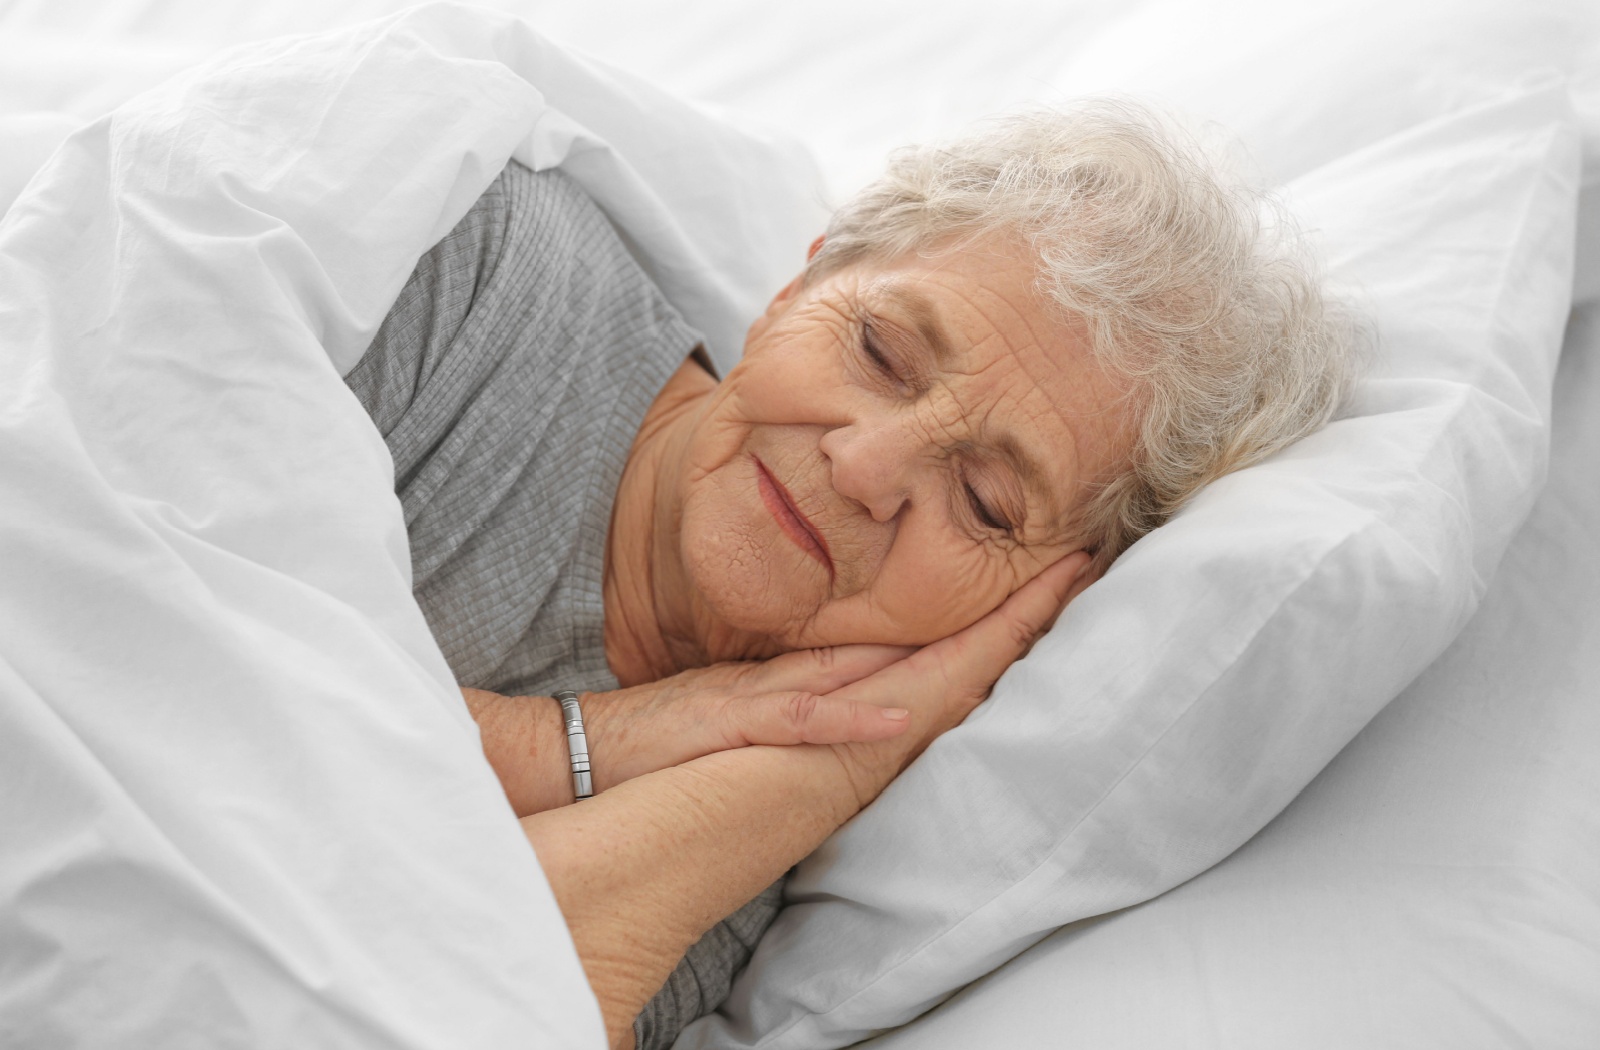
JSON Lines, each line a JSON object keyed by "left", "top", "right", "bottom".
{"left": 673, "top": 241, "right": 1133, "bottom": 650}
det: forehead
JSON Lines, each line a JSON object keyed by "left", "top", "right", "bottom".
{"left": 834, "top": 248, "right": 1134, "bottom": 536}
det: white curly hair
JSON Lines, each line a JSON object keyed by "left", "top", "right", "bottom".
{"left": 805, "top": 100, "right": 1360, "bottom": 572}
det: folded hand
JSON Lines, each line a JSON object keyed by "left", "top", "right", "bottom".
{"left": 468, "top": 550, "right": 1090, "bottom": 814}
{"left": 580, "top": 645, "right": 917, "bottom": 793}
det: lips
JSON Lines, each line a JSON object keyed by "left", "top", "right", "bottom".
{"left": 752, "top": 454, "right": 834, "bottom": 576}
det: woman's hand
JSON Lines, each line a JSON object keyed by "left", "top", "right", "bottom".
{"left": 522, "top": 550, "right": 1094, "bottom": 1049}
{"left": 465, "top": 645, "right": 919, "bottom": 816}
{"left": 469, "top": 549, "right": 1090, "bottom": 816}
{"left": 815, "top": 549, "right": 1094, "bottom": 810}
{"left": 581, "top": 645, "right": 918, "bottom": 791}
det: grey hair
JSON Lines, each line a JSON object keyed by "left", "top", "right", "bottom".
{"left": 806, "top": 100, "right": 1360, "bottom": 573}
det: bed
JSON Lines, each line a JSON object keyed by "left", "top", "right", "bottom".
{"left": 2, "top": 1, "right": 1596, "bottom": 1047}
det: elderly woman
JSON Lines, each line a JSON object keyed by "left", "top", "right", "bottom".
{"left": 345, "top": 101, "right": 1351, "bottom": 1050}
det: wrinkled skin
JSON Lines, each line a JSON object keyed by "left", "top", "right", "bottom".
{"left": 661, "top": 238, "right": 1134, "bottom": 660}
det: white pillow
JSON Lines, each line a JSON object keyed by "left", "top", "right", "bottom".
{"left": 851, "top": 296, "right": 1600, "bottom": 1049}
{"left": 684, "top": 78, "right": 1581, "bottom": 1050}
{"left": 0, "top": 112, "right": 82, "bottom": 216}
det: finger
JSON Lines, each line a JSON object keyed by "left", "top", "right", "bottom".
{"left": 989, "top": 550, "right": 1093, "bottom": 650}
{"left": 730, "top": 690, "right": 913, "bottom": 747}
{"left": 1041, "top": 551, "right": 1100, "bottom": 633}
{"left": 930, "top": 550, "right": 1092, "bottom": 692}
{"left": 752, "top": 643, "right": 918, "bottom": 695}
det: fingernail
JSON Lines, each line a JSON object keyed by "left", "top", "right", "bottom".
{"left": 881, "top": 708, "right": 910, "bottom": 721}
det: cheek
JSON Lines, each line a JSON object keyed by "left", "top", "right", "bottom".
{"left": 684, "top": 388, "right": 755, "bottom": 479}
{"left": 738, "top": 324, "right": 850, "bottom": 414}
{"left": 676, "top": 458, "right": 830, "bottom": 636}
{"left": 856, "top": 532, "right": 1019, "bottom": 643}
{"left": 687, "top": 353, "right": 837, "bottom": 477}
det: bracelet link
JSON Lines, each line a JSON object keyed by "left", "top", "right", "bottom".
{"left": 552, "top": 690, "right": 594, "bottom": 800}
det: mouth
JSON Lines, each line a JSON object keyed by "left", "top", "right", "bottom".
{"left": 752, "top": 454, "right": 834, "bottom": 577}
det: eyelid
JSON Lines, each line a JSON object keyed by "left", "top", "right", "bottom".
{"left": 860, "top": 318, "right": 899, "bottom": 378}
{"left": 856, "top": 310, "right": 1025, "bottom": 537}
{"left": 962, "top": 468, "right": 1015, "bottom": 534}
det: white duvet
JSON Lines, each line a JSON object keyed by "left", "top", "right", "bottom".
{"left": 0, "top": 7, "right": 823, "bottom": 1046}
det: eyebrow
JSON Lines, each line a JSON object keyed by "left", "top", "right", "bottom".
{"left": 991, "top": 431, "right": 1059, "bottom": 520}
{"left": 877, "top": 284, "right": 956, "bottom": 370}
{"left": 874, "top": 282, "right": 1071, "bottom": 528}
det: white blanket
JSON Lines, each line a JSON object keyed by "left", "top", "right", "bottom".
{"left": 0, "top": 7, "right": 824, "bottom": 1046}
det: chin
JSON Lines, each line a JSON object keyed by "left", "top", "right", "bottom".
{"left": 679, "top": 515, "right": 825, "bottom": 641}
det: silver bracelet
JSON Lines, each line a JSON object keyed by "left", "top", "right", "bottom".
{"left": 552, "top": 690, "right": 594, "bottom": 801}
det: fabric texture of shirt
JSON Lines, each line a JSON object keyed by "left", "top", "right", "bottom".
{"left": 344, "top": 161, "right": 781, "bottom": 1050}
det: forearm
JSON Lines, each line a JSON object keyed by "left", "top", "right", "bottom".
{"left": 522, "top": 740, "right": 894, "bottom": 1050}
{"left": 462, "top": 687, "right": 575, "bottom": 816}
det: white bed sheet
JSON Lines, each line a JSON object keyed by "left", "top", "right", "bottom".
{"left": 8, "top": 0, "right": 1592, "bottom": 299}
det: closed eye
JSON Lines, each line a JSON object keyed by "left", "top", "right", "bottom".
{"left": 965, "top": 479, "right": 1013, "bottom": 534}
{"left": 861, "top": 319, "right": 898, "bottom": 378}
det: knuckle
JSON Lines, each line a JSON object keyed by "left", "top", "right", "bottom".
{"left": 934, "top": 649, "right": 985, "bottom": 702}
{"left": 848, "top": 700, "right": 886, "bottom": 732}
{"left": 716, "top": 695, "right": 751, "bottom": 747}
{"left": 782, "top": 691, "right": 821, "bottom": 730}
{"left": 1004, "top": 616, "right": 1036, "bottom": 654}
{"left": 936, "top": 656, "right": 963, "bottom": 694}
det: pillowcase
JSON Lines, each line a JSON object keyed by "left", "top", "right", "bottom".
{"left": 684, "top": 70, "right": 1581, "bottom": 1050}
{"left": 0, "top": 112, "right": 82, "bottom": 217}
{"left": 850, "top": 296, "right": 1600, "bottom": 1048}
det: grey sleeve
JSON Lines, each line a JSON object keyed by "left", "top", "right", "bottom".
{"left": 635, "top": 880, "right": 786, "bottom": 1050}
{"left": 343, "top": 176, "right": 510, "bottom": 443}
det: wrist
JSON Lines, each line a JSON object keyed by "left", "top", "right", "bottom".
{"left": 822, "top": 737, "right": 911, "bottom": 814}
{"left": 573, "top": 690, "right": 627, "bottom": 794}
{"left": 463, "top": 688, "right": 576, "bottom": 815}
{"left": 677, "top": 741, "right": 900, "bottom": 830}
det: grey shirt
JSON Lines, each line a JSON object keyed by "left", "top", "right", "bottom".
{"left": 345, "top": 162, "right": 780, "bottom": 1050}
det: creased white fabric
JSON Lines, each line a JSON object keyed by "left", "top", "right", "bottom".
{"left": 0, "top": 6, "right": 824, "bottom": 1047}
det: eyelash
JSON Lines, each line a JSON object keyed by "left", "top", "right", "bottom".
{"left": 860, "top": 320, "right": 897, "bottom": 379}
{"left": 859, "top": 316, "right": 1014, "bottom": 537}
{"left": 965, "top": 479, "right": 1013, "bottom": 534}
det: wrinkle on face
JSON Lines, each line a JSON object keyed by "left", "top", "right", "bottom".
{"left": 669, "top": 238, "right": 1135, "bottom": 653}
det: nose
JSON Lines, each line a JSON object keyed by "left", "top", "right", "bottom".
{"left": 818, "top": 414, "right": 926, "bottom": 523}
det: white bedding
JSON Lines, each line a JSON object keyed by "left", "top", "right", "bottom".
{"left": 857, "top": 297, "right": 1600, "bottom": 1048}
{"left": 3, "top": 1, "right": 1597, "bottom": 1048}
{"left": 0, "top": 7, "right": 822, "bottom": 1046}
